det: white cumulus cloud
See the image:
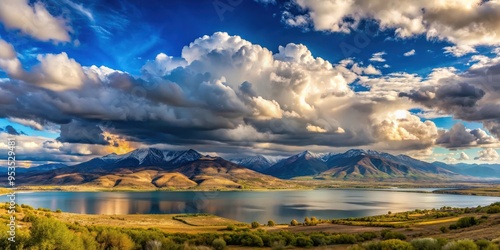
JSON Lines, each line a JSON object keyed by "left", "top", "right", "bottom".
{"left": 475, "top": 148, "right": 499, "bottom": 161}
{"left": 404, "top": 49, "right": 416, "bottom": 56}
{"left": 370, "top": 51, "right": 386, "bottom": 62}
{"left": 0, "top": 0, "right": 71, "bottom": 42}
{"left": 443, "top": 45, "right": 477, "bottom": 57}
{"left": 281, "top": 0, "right": 500, "bottom": 48}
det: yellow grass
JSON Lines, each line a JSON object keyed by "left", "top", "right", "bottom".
{"left": 51, "top": 212, "right": 244, "bottom": 233}
{"left": 414, "top": 217, "right": 460, "bottom": 225}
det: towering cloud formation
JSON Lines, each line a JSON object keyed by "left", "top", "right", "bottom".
{"left": 0, "top": 32, "right": 442, "bottom": 156}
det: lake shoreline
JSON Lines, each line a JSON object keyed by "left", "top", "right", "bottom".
{"left": 2, "top": 184, "right": 499, "bottom": 197}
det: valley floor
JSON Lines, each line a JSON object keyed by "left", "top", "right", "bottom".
{"left": 2, "top": 199, "right": 500, "bottom": 249}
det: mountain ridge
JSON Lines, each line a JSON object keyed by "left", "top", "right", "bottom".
{"left": 8, "top": 148, "right": 500, "bottom": 189}
{"left": 16, "top": 148, "right": 291, "bottom": 189}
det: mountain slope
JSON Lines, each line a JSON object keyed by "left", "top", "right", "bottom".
{"left": 174, "top": 156, "right": 289, "bottom": 188}
{"left": 12, "top": 163, "right": 68, "bottom": 174}
{"left": 230, "top": 155, "right": 280, "bottom": 172}
{"left": 264, "top": 151, "right": 330, "bottom": 179}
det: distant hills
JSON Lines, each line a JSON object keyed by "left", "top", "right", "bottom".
{"left": 432, "top": 162, "right": 500, "bottom": 178}
{"left": 6, "top": 148, "right": 500, "bottom": 189}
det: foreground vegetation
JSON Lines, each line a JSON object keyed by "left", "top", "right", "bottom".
{"left": 1, "top": 202, "right": 500, "bottom": 249}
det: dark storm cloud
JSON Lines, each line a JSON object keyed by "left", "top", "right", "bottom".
{"left": 399, "top": 56, "right": 500, "bottom": 141}
{"left": 399, "top": 82, "right": 485, "bottom": 117}
{"left": 484, "top": 119, "right": 500, "bottom": 138}
{"left": 402, "top": 68, "right": 498, "bottom": 109}
{"left": 5, "top": 125, "right": 20, "bottom": 135}
{"left": 0, "top": 80, "right": 72, "bottom": 124}
{"left": 57, "top": 120, "right": 109, "bottom": 145}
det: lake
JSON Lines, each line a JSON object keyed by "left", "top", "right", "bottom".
{"left": 3, "top": 189, "right": 499, "bottom": 223}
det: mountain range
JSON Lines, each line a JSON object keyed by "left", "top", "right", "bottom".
{"left": 7, "top": 148, "right": 500, "bottom": 189}
{"left": 235, "top": 149, "right": 458, "bottom": 180}
{"left": 231, "top": 149, "right": 500, "bottom": 180}
{"left": 15, "top": 148, "right": 291, "bottom": 189}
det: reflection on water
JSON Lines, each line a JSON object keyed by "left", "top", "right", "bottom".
{"left": 2, "top": 189, "right": 499, "bottom": 223}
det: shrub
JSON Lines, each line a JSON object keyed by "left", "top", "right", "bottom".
{"left": 310, "top": 217, "right": 319, "bottom": 225}
{"left": 21, "top": 204, "right": 34, "bottom": 210}
{"left": 226, "top": 224, "right": 236, "bottom": 231}
{"left": 304, "top": 217, "right": 311, "bottom": 225}
{"left": 381, "top": 230, "right": 406, "bottom": 240}
{"left": 449, "top": 224, "right": 458, "bottom": 230}
{"left": 443, "top": 239, "right": 478, "bottom": 250}
{"left": 268, "top": 220, "right": 276, "bottom": 227}
{"left": 29, "top": 217, "right": 85, "bottom": 250}
{"left": 271, "top": 240, "right": 286, "bottom": 250}
{"left": 295, "top": 236, "right": 313, "bottom": 247}
{"left": 55, "top": 209, "right": 62, "bottom": 213}
{"left": 335, "top": 234, "right": 358, "bottom": 244}
{"left": 310, "top": 234, "right": 328, "bottom": 246}
{"left": 96, "top": 229, "right": 135, "bottom": 250}
{"left": 486, "top": 205, "right": 500, "bottom": 214}
{"left": 303, "top": 216, "right": 319, "bottom": 226}
{"left": 290, "top": 219, "right": 299, "bottom": 226}
{"left": 440, "top": 226, "right": 449, "bottom": 233}
{"left": 145, "top": 240, "right": 162, "bottom": 250}
{"left": 365, "top": 239, "right": 413, "bottom": 250}
{"left": 359, "top": 232, "right": 378, "bottom": 241}
{"left": 212, "top": 238, "right": 226, "bottom": 250}
{"left": 22, "top": 213, "right": 37, "bottom": 222}
{"left": 251, "top": 221, "right": 260, "bottom": 229}
{"left": 456, "top": 216, "right": 478, "bottom": 228}
{"left": 411, "top": 238, "right": 441, "bottom": 250}
{"left": 241, "top": 233, "right": 264, "bottom": 247}
{"left": 475, "top": 239, "right": 497, "bottom": 250}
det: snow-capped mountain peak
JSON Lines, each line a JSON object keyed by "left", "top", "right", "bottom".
{"left": 97, "top": 148, "right": 202, "bottom": 167}
{"left": 230, "top": 154, "right": 284, "bottom": 172}
{"left": 127, "top": 148, "right": 164, "bottom": 164}
{"left": 297, "top": 150, "right": 313, "bottom": 158}
{"left": 293, "top": 151, "right": 339, "bottom": 162}
{"left": 233, "top": 155, "right": 271, "bottom": 165}
{"left": 343, "top": 149, "right": 367, "bottom": 157}
{"left": 101, "top": 152, "right": 119, "bottom": 161}
{"left": 170, "top": 149, "right": 202, "bottom": 164}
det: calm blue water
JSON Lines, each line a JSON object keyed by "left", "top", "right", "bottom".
{"left": 2, "top": 189, "right": 498, "bottom": 223}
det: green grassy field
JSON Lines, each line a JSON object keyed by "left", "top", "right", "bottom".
{"left": 1, "top": 201, "right": 500, "bottom": 249}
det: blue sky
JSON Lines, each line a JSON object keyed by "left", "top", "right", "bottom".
{"left": 0, "top": 0, "right": 499, "bottom": 165}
